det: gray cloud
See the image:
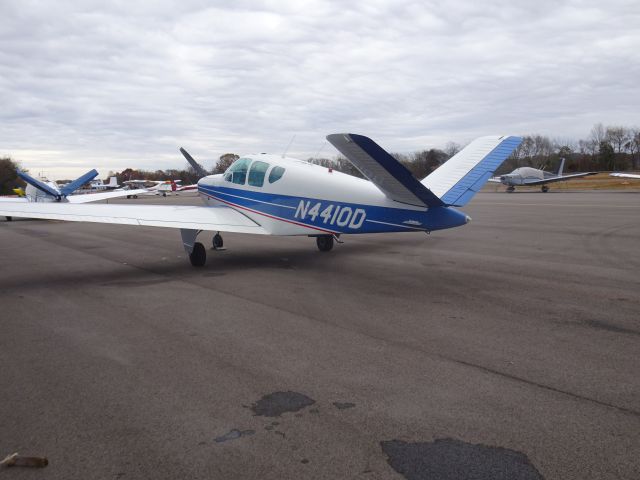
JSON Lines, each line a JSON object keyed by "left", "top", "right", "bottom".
{"left": 1, "top": 0, "right": 638, "bottom": 178}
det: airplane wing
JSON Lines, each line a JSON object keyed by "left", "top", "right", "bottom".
{"left": 0, "top": 203, "right": 269, "bottom": 234}
{"left": 422, "top": 136, "right": 522, "bottom": 206}
{"left": 611, "top": 172, "right": 640, "bottom": 179}
{"left": 520, "top": 172, "right": 597, "bottom": 185}
{"left": 326, "top": 133, "right": 444, "bottom": 208}
{"left": 66, "top": 188, "right": 149, "bottom": 203}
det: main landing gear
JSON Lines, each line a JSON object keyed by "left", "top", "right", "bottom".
{"left": 5, "top": 216, "right": 12, "bottom": 221}
{"left": 189, "top": 242, "right": 207, "bottom": 267}
{"left": 541, "top": 185, "right": 549, "bottom": 193}
{"left": 180, "top": 230, "right": 342, "bottom": 267}
{"left": 181, "top": 229, "right": 227, "bottom": 267}
{"left": 506, "top": 186, "right": 515, "bottom": 192}
{"left": 316, "top": 234, "right": 342, "bottom": 252}
{"left": 316, "top": 235, "right": 334, "bottom": 252}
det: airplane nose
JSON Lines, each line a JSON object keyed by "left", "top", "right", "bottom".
{"left": 465, "top": 215, "right": 472, "bottom": 224}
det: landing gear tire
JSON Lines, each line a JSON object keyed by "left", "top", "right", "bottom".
{"left": 126, "top": 195, "right": 131, "bottom": 199}
{"left": 5, "top": 216, "right": 12, "bottom": 221}
{"left": 506, "top": 186, "right": 515, "bottom": 192}
{"left": 162, "top": 192, "right": 167, "bottom": 197}
{"left": 189, "top": 242, "right": 206, "bottom": 267}
{"left": 541, "top": 185, "right": 549, "bottom": 193}
{"left": 133, "top": 195, "right": 138, "bottom": 199}
{"left": 212, "top": 233, "right": 224, "bottom": 249}
{"left": 316, "top": 235, "right": 334, "bottom": 252}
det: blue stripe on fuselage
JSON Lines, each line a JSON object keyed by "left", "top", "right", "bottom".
{"left": 199, "top": 184, "right": 468, "bottom": 234}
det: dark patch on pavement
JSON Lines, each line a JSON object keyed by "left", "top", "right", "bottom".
{"left": 214, "top": 429, "right": 255, "bottom": 443}
{"left": 102, "top": 278, "right": 173, "bottom": 287}
{"left": 381, "top": 438, "right": 544, "bottom": 480}
{"left": 251, "top": 391, "right": 315, "bottom": 417}
{"left": 333, "top": 402, "right": 356, "bottom": 410}
{"left": 584, "top": 319, "right": 639, "bottom": 336}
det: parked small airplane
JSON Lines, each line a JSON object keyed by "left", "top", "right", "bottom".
{"left": 489, "top": 158, "right": 597, "bottom": 192}
{"left": 610, "top": 172, "right": 640, "bottom": 179}
{"left": 0, "top": 134, "right": 522, "bottom": 266}
{"left": 88, "top": 176, "right": 120, "bottom": 190}
{"left": 1, "top": 169, "right": 146, "bottom": 220}
{"left": 123, "top": 179, "right": 197, "bottom": 197}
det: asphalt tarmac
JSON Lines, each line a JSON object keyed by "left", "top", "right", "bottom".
{"left": 1, "top": 191, "right": 638, "bottom": 479}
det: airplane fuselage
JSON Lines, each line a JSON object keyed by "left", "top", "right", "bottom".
{"left": 499, "top": 167, "right": 554, "bottom": 186}
{"left": 197, "top": 154, "right": 469, "bottom": 236}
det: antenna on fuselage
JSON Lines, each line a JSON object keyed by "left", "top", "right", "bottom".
{"left": 313, "top": 141, "right": 327, "bottom": 160}
{"left": 281, "top": 134, "right": 296, "bottom": 158}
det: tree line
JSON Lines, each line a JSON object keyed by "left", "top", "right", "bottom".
{"left": 1, "top": 123, "right": 639, "bottom": 194}
{"left": 310, "top": 124, "right": 640, "bottom": 178}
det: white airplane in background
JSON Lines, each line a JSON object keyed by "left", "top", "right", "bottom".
{"left": 489, "top": 158, "right": 597, "bottom": 192}
{"left": 0, "top": 133, "right": 522, "bottom": 267}
{"left": 610, "top": 172, "right": 640, "bottom": 179}
{"left": 88, "top": 176, "right": 120, "bottom": 190}
{"left": 1, "top": 169, "right": 146, "bottom": 220}
{"left": 123, "top": 179, "right": 197, "bottom": 196}
{"left": 58, "top": 176, "right": 118, "bottom": 193}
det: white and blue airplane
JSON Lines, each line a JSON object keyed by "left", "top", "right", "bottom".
{"left": 0, "top": 134, "right": 522, "bottom": 267}
{"left": 0, "top": 169, "right": 147, "bottom": 221}
{"left": 3, "top": 169, "right": 147, "bottom": 204}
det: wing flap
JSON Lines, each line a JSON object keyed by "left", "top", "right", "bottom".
{"left": 0, "top": 203, "right": 268, "bottom": 234}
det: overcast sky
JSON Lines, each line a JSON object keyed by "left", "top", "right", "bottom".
{"left": 1, "top": 0, "right": 638, "bottom": 179}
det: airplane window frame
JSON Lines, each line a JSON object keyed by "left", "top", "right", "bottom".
{"left": 268, "top": 166, "right": 286, "bottom": 184}
{"left": 225, "top": 158, "right": 252, "bottom": 185}
{"left": 247, "top": 161, "right": 270, "bottom": 187}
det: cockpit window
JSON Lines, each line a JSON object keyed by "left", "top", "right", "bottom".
{"left": 224, "top": 158, "right": 252, "bottom": 185}
{"left": 248, "top": 161, "right": 269, "bottom": 187}
{"left": 268, "top": 166, "right": 285, "bottom": 184}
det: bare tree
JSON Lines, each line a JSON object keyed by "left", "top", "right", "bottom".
{"left": 444, "top": 141, "right": 461, "bottom": 159}
{"left": 625, "top": 129, "right": 640, "bottom": 170}
{"left": 214, "top": 153, "right": 239, "bottom": 174}
{"left": 606, "top": 126, "right": 630, "bottom": 154}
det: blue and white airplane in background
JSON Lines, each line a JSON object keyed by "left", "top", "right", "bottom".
{"left": 1, "top": 169, "right": 147, "bottom": 221}
{"left": 0, "top": 134, "right": 521, "bottom": 267}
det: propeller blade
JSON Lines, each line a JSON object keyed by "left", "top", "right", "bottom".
{"left": 180, "top": 147, "right": 208, "bottom": 178}
{"left": 59, "top": 169, "right": 99, "bottom": 196}
{"left": 17, "top": 171, "right": 61, "bottom": 199}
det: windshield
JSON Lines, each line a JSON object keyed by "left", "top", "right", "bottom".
{"left": 224, "top": 158, "right": 252, "bottom": 185}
